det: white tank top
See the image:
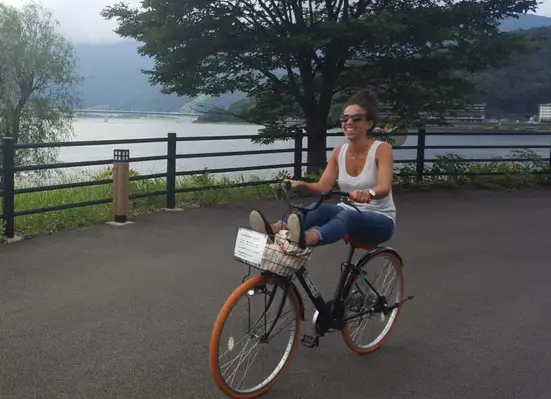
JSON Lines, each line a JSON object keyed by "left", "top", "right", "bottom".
{"left": 336, "top": 140, "right": 396, "bottom": 223}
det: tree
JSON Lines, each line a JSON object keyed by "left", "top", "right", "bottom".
{"left": 102, "top": 0, "right": 539, "bottom": 172}
{"left": 0, "top": 0, "right": 82, "bottom": 167}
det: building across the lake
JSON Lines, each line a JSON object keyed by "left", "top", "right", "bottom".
{"left": 538, "top": 104, "right": 551, "bottom": 122}
{"left": 291, "top": 102, "right": 488, "bottom": 127}
{"left": 444, "top": 103, "right": 486, "bottom": 123}
{"left": 379, "top": 103, "right": 486, "bottom": 124}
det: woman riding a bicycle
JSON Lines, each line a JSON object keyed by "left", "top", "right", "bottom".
{"left": 210, "top": 88, "right": 407, "bottom": 399}
{"left": 250, "top": 88, "right": 396, "bottom": 249}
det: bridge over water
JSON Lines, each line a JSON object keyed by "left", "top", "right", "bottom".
{"left": 74, "top": 109, "right": 202, "bottom": 117}
{"left": 0, "top": 189, "right": 549, "bottom": 398}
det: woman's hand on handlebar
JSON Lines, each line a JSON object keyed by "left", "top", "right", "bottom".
{"left": 283, "top": 179, "right": 303, "bottom": 189}
{"left": 275, "top": 179, "right": 301, "bottom": 201}
{"left": 350, "top": 189, "right": 371, "bottom": 203}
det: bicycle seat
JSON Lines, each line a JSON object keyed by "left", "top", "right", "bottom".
{"left": 343, "top": 235, "right": 377, "bottom": 250}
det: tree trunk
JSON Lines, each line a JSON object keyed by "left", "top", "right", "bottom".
{"left": 305, "top": 116, "right": 330, "bottom": 175}
{"left": 304, "top": 92, "right": 334, "bottom": 175}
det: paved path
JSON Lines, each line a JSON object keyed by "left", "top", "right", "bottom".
{"left": 0, "top": 189, "right": 550, "bottom": 399}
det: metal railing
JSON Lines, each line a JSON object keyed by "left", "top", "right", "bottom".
{"left": 1, "top": 128, "right": 550, "bottom": 239}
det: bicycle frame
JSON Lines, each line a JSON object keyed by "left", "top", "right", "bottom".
{"left": 291, "top": 244, "right": 395, "bottom": 333}
{"left": 254, "top": 181, "right": 408, "bottom": 337}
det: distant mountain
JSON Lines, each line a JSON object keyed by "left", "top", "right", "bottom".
{"left": 72, "top": 13, "right": 551, "bottom": 112}
{"left": 500, "top": 13, "right": 551, "bottom": 31}
{"left": 470, "top": 25, "right": 551, "bottom": 118}
{"left": 73, "top": 41, "right": 190, "bottom": 111}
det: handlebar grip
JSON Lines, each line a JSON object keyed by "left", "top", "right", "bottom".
{"left": 281, "top": 180, "right": 292, "bottom": 191}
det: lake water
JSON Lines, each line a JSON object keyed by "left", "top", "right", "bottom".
{"left": 49, "top": 117, "right": 551, "bottom": 181}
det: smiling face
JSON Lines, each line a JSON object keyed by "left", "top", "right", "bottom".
{"left": 340, "top": 104, "right": 374, "bottom": 141}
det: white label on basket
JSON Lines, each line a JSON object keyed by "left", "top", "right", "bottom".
{"left": 234, "top": 228, "right": 268, "bottom": 267}
{"left": 303, "top": 271, "right": 319, "bottom": 298}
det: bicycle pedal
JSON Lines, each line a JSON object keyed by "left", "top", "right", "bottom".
{"left": 300, "top": 334, "right": 319, "bottom": 348}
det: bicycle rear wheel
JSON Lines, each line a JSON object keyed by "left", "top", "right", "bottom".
{"left": 209, "top": 275, "right": 301, "bottom": 399}
{"left": 341, "top": 250, "right": 404, "bottom": 354}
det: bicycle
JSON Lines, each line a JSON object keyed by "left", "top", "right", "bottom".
{"left": 209, "top": 181, "right": 413, "bottom": 399}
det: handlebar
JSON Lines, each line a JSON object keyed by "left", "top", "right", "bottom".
{"left": 275, "top": 180, "right": 362, "bottom": 214}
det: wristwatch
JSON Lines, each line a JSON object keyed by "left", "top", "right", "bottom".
{"left": 368, "top": 189, "right": 376, "bottom": 199}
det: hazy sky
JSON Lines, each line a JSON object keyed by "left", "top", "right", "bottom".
{"left": 2, "top": 0, "right": 551, "bottom": 44}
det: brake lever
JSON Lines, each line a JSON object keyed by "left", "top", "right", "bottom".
{"left": 341, "top": 196, "right": 363, "bottom": 214}
{"left": 275, "top": 181, "right": 298, "bottom": 216}
{"left": 275, "top": 180, "right": 289, "bottom": 201}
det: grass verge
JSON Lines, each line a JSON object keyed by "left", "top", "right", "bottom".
{"left": 2, "top": 149, "right": 550, "bottom": 238}
{"left": 4, "top": 169, "right": 283, "bottom": 238}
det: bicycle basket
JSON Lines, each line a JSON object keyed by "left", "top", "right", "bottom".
{"left": 233, "top": 228, "right": 313, "bottom": 277}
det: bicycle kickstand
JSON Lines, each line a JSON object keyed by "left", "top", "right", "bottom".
{"left": 382, "top": 295, "right": 415, "bottom": 315}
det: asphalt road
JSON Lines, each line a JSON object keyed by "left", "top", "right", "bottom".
{"left": 0, "top": 189, "right": 550, "bottom": 399}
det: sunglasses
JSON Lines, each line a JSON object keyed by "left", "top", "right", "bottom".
{"left": 340, "top": 114, "right": 367, "bottom": 123}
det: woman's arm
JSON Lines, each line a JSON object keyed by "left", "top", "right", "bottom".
{"left": 350, "top": 142, "right": 393, "bottom": 203}
{"left": 371, "top": 142, "right": 394, "bottom": 199}
{"left": 289, "top": 147, "right": 340, "bottom": 193}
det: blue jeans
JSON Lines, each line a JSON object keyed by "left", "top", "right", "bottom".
{"left": 284, "top": 203, "right": 394, "bottom": 246}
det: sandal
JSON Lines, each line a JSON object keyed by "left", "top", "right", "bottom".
{"left": 286, "top": 213, "right": 306, "bottom": 249}
{"left": 249, "top": 210, "right": 274, "bottom": 238}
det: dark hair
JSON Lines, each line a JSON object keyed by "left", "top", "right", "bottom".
{"left": 345, "top": 89, "right": 380, "bottom": 132}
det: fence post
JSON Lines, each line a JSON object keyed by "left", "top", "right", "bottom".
{"left": 108, "top": 149, "right": 133, "bottom": 226}
{"left": 164, "top": 132, "right": 181, "bottom": 211}
{"left": 1, "top": 137, "right": 20, "bottom": 242}
{"left": 416, "top": 128, "right": 426, "bottom": 183}
{"left": 293, "top": 128, "right": 303, "bottom": 180}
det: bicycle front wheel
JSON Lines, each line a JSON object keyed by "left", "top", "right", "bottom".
{"left": 209, "top": 275, "right": 301, "bottom": 399}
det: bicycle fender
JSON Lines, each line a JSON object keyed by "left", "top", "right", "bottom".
{"left": 357, "top": 246, "right": 404, "bottom": 267}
